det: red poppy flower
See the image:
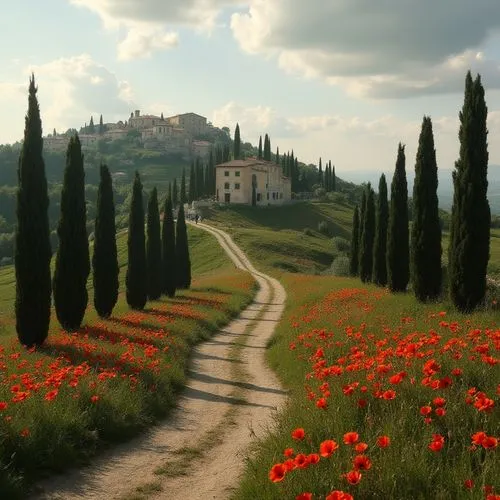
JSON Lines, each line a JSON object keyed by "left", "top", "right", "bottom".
{"left": 345, "top": 469, "right": 362, "bottom": 485}
{"left": 296, "top": 494, "right": 313, "bottom": 500}
{"left": 353, "top": 454, "right": 372, "bottom": 470}
{"left": 343, "top": 432, "right": 359, "bottom": 445}
{"left": 320, "top": 439, "right": 339, "bottom": 458}
{"left": 464, "top": 479, "right": 474, "bottom": 489}
{"left": 269, "top": 463, "right": 286, "bottom": 483}
{"left": 292, "top": 428, "right": 306, "bottom": 441}
{"left": 326, "top": 492, "right": 354, "bottom": 500}
{"left": 355, "top": 442, "right": 368, "bottom": 453}
{"left": 377, "top": 435, "right": 391, "bottom": 448}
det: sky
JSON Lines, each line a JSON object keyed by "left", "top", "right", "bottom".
{"left": 1, "top": 0, "right": 500, "bottom": 178}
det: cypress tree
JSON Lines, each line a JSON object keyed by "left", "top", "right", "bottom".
{"left": 264, "top": 134, "right": 271, "bottom": 160}
{"left": 358, "top": 188, "right": 367, "bottom": 253}
{"left": 172, "top": 178, "right": 178, "bottom": 208}
{"left": 411, "top": 116, "right": 442, "bottom": 302}
{"left": 15, "top": 75, "right": 52, "bottom": 347}
{"left": 332, "top": 164, "right": 336, "bottom": 192}
{"left": 88, "top": 116, "right": 95, "bottom": 134}
{"left": 180, "top": 168, "right": 187, "bottom": 205}
{"left": 99, "top": 114, "right": 104, "bottom": 135}
{"left": 387, "top": 143, "right": 410, "bottom": 292}
{"left": 233, "top": 123, "right": 241, "bottom": 160}
{"left": 92, "top": 164, "right": 119, "bottom": 318}
{"left": 188, "top": 161, "right": 195, "bottom": 204}
{"left": 176, "top": 203, "right": 191, "bottom": 289}
{"left": 276, "top": 147, "right": 280, "bottom": 165}
{"left": 146, "top": 187, "right": 162, "bottom": 300}
{"left": 258, "top": 136, "right": 263, "bottom": 159}
{"left": 359, "top": 184, "right": 375, "bottom": 283}
{"left": 449, "top": 72, "right": 490, "bottom": 311}
{"left": 53, "top": 134, "right": 90, "bottom": 330}
{"left": 349, "top": 204, "right": 360, "bottom": 276}
{"left": 372, "top": 174, "right": 388, "bottom": 286}
{"left": 161, "top": 195, "right": 176, "bottom": 297}
{"left": 318, "top": 158, "right": 323, "bottom": 187}
{"left": 126, "top": 172, "right": 147, "bottom": 310}
{"left": 223, "top": 143, "right": 230, "bottom": 162}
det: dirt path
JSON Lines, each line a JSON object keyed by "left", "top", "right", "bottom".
{"left": 33, "top": 223, "right": 287, "bottom": 500}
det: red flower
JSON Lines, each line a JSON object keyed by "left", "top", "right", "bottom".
{"left": 294, "top": 453, "right": 309, "bottom": 469}
{"left": 90, "top": 395, "right": 99, "bottom": 403}
{"left": 343, "top": 432, "right": 359, "bottom": 445}
{"left": 345, "top": 469, "right": 362, "bottom": 485}
{"left": 471, "top": 431, "right": 487, "bottom": 446}
{"left": 308, "top": 453, "right": 320, "bottom": 464}
{"left": 432, "top": 397, "right": 446, "bottom": 407}
{"left": 0, "top": 402, "right": 7, "bottom": 411}
{"left": 20, "top": 428, "right": 30, "bottom": 437}
{"left": 464, "top": 479, "right": 474, "bottom": 489}
{"left": 377, "top": 435, "right": 391, "bottom": 448}
{"left": 292, "top": 428, "right": 306, "bottom": 441}
{"left": 326, "top": 492, "right": 354, "bottom": 500}
{"left": 269, "top": 463, "right": 286, "bottom": 483}
{"left": 434, "top": 407, "right": 446, "bottom": 417}
{"left": 482, "top": 436, "right": 498, "bottom": 449}
{"left": 284, "top": 448, "right": 294, "bottom": 458}
{"left": 296, "top": 494, "right": 313, "bottom": 500}
{"left": 44, "top": 389, "right": 58, "bottom": 401}
{"left": 428, "top": 434, "right": 445, "bottom": 452}
{"left": 316, "top": 397, "right": 328, "bottom": 409}
{"left": 355, "top": 442, "right": 368, "bottom": 453}
{"left": 353, "top": 454, "right": 372, "bottom": 470}
{"left": 420, "top": 405, "right": 432, "bottom": 416}
{"left": 320, "top": 440, "right": 339, "bottom": 458}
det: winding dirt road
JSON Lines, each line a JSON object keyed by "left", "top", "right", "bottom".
{"left": 33, "top": 223, "right": 287, "bottom": 500}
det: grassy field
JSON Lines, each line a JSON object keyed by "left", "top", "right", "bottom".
{"left": 0, "top": 226, "right": 255, "bottom": 498}
{"left": 201, "top": 201, "right": 500, "bottom": 277}
{"left": 234, "top": 273, "right": 499, "bottom": 499}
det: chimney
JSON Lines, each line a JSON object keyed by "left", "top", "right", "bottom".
{"left": 135, "top": 110, "right": 140, "bottom": 118}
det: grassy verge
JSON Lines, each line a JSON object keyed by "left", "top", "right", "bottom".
{"left": 234, "top": 274, "right": 499, "bottom": 500}
{"left": 0, "top": 226, "right": 256, "bottom": 498}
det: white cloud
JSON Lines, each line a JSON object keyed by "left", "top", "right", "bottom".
{"left": 117, "top": 25, "right": 179, "bottom": 61}
{"left": 0, "top": 55, "right": 136, "bottom": 143}
{"left": 231, "top": 0, "right": 500, "bottom": 98}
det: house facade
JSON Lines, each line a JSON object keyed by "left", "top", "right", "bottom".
{"left": 215, "top": 159, "right": 291, "bottom": 205}
{"left": 166, "top": 112, "right": 207, "bottom": 137}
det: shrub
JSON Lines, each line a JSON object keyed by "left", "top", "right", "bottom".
{"left": 303, "top": 227, "right": 314, "bottom": 237}
{"left": 330, "top": 255, "right": 350, "bottom": 276}
{"left": 317, "top": 221, "right": 330, "bottom": 236}
{"left": 332, "top": 236, "right": 350, "bottom": 254}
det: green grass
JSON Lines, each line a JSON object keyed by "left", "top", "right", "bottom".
{"left": 234, "top": 274, "right": 499, "bottom": 499}
{"left": 0, "top": 225, "right": 256, "bottom": 498}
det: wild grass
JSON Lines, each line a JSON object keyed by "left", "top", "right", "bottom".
{"left": 0, "top": 226, "right": 255, "bottom": 498}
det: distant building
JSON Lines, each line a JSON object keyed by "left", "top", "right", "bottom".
{"left": 192, "top": 140, "right": 212, "bottom": 159}
{"left": 215, "top": 159, "right": 291, "bottom": 205}
{"left": 128, "top": 110, "right": 164, "bottom": 130}
{"left": 44, "top": 135, "right": 70, "bottom": 152}
{"left": 104, "top": 128, "right": 129, "bottom": 141}
{"left": 166, "top": 112, "right": 207, "bottom": 137}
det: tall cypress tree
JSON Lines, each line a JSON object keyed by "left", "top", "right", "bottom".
{"left": 412, "top": 116, "right": 442, "bottom": 302}
{"left": 276, "top": 147, "right": 280, "bottom": 165}
{"left": 387, "top": 143, "right": 410, "bottom": 292}
{"left": 88, "top": 116, "right": 95, "bottom": 134}
{"left": 99, "top": 114, "right": 104, "bottom": 135}
{"left": 449, "top": 72, "right": 490, "bottom": 311}
{"left": 359, "top": 184, "right": 375, "bottom": 283}
{"left": 15, "top": 75, "right": 52, "bottom": 347}
{"left": 188, "top": 161, "right": 195, "bottom": 204}
{"left": 172, "top": 177, "right": 178, "bottom": 208}
{"left": 372, "top": 174, "right": 388, "bottom": 286}
{"left": 349, "top": 204, "right": 360, "bottom": 277}
{"left": 318, "top": 158, "right": 323, "bottom": 187}
{"left": 126, "top": 172, "right": 147, "bottom": 310}
{"left": 233, "top": 123, "right": 241, "bottom": 160}
{"left": 358, "top": 188, "right": 367, "bottom": 254}
{"left": 332, "top": 164, "right": 336, "bottom": 192}
{"left": 180, "top": 168, "right": 187, "bottom": 205}
{"left": 258, "top": 136, "right": 263, "bottom": 159}
{"left": 264, "top": 133, "right": 271, "bottom": 160}
{"left": 161, "top": 195, "right": 176, "bottom": 297}
{"left": 146, "top": 187, "right": 162, "bottom": 300}
{"left": 93, "top": 164, "right": 119, "bottom": 318}
{"left": 176, "top": 203, "right": 191, "bottom": 289}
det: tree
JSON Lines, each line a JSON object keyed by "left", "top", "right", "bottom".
{"left": 146, "top": 187, "right": 162, "bottom": 300}
{"left": 358, "top": 188, "right": 367, "bottom": 253}
{"left": 387, "top": 143, "right": 410, "bottom": 292}
{"left": 92, "top": 164, "right": 119, "bottom": 318}
{"left": 126, "top": 172, "right": 147, "bottom": 310}
{"left": 331, "top": 163, "right": 336, "bottom": 192}
{"left": 15, "top": 75, "right": 52, "bottom": 347}
{"left": 349, "top": 205, "right": 360, "bottom": 277}
{"left": 359, "top": 184, "right": 375, "bottom": 283}
{"left": 180, "top": 168, "right": 187, "bottom": 204}
{"left": 161, "top": 195, "right": 176, "bottom": 297}
{"left": 318, "top": 158, "right": 323, "bottom": 187}
{"left": 372, "top": 174, "right": 388, "bottom": 286}
{"left": 449, "top": 72, "right": 490, "bottom": 311}
{"left": 99, "top": 114, "right": 104, "bottom": 135}
{"left": 411, "top": 116, "right": 442, "bottom": 302}
{"left": 276, "top": 147, "right": 280, "bottom": 165}
{"left": 264, "top": 133, "right": 271, "bottom": 161}
{"left": 258, "top": 136, "right": 263, "bottom": 159}
{"left": 88, "top": 116, "right": 95, "bottom": 134}
{"left": 175, "top": 203, "right": 191, "bottom": 289}
{"left": 172, "top": 177, "right": 178, "bottom": 208}
{"left": 233, "top": 123, "right": 241, "bottom": 160}
{"left": 53, "top": 134, "right": 90, "bottom": 330}
{"left": 188, "top": 160, "right": 195, "bottom": 204}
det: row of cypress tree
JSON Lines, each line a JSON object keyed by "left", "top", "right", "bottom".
{"left": 349, "top": 70, "right": 490, "bottom": 312}
{"left": 14, "top": 75, "right": 192, "bottom": 347}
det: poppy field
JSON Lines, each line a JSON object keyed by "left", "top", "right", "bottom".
{"left": 235, "top": 274, "right": 499, "bottom": 500}
{"left": 0, "top": 229, "right": 255, "bottom": 498}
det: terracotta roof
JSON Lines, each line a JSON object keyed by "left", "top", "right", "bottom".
{"left": 216, "top": 159, "right": 276, "bottom": 168}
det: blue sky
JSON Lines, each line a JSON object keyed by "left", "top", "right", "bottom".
{"left": 1, "top": 0, "right": 500, "bottom": 178}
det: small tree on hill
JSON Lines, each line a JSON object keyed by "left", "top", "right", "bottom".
{"left": 88, "top": 116, "right": 95, "bottom": 134}
{"left": 92, "top": 164, "right": 119, "bottom": 318}
{"left": 15, "top": 75, "right": 52, "bottom": 347}
{"left": 449, "top": 72, "right": 490, "bottom": 311}
{"left": 359, "top": 183, "right": 375, "bottom": 283}
{"left": 176, "top": 203, "right": 191, "bottom": 289}
{"left": 99, "top": 114, "right": 104, "bottom": 135}
{"left": 233, "top": 123, "right": 241, "bottom": 160}
{"left": 53, "top": 134, "right": 90, "bottom": 330}
{"left": 387, "top": 143, "right": 409, "bottom": 292}
{"left": 146, "top": 187, "right": 162, "bottom": 300}
{"left": 126, "top": 172, "right": 147, "bottom": 310}
{"left": 412, "top": 116, "right": 442, "bottom": 302}
{"left": 372, "top": 173, "right": 388, "bottom": 286}
{"left": 349, "top": 204, "right": 360, "bottom": 276}
{"left": 258, "top": 136, "right": 263, "bottom": 159}
{"left": 161, "top": 195, "right": 176, "bottom": 297}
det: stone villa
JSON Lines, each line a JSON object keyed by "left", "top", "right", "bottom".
{"left": 215, "top": 159, "right": 291, "bottom": 206}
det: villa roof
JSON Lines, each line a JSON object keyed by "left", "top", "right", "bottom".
{"left": 215, "top": 159, "right": 276, "bottom": 168}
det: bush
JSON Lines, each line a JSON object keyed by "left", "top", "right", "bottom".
{"left": 317, "top": 221, "right": 330, "bottom": 236}
{"left": 303, "top": 227, "right": 314, "bottom": 237}
{"left": 332, "top": 236, "right": 350, "bottom": 253}
{"left": 330, "top": 255, "right": 350, "bottom": 276}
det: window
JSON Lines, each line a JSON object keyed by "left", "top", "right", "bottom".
{"left": 224, "top": 182, "right": 230, "bottom": 189}
{"left": 235, "top": 183, "right": 240, "bottom": 190}
{"left": 272, "top": 192, "right": 276, "bottom": 200}
{"left": 235, "top": 171, "right": 241, "bottom": 177}
{"left": 224, "top": 171, "right": 230, "bottom": 176}
{"left": 257, "top": 193, "right": 262, "bottom": 202}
